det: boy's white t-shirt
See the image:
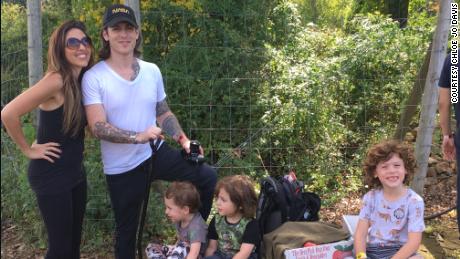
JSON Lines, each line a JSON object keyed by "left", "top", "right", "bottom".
{"left": 358, "top": 188, "right": 425, "bottom": 245}
{"left": 82, "top": 59, "right": 166, "bottom": 174}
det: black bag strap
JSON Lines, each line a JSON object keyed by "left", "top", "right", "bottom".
{"left": 255, "top": 179, "right": 268, "bottom": 220}
{"left": 278, "top": 180, "right": 292, "bottom": 220}
{"left": 257, "top": 177, "right": 283, "bottom": 238}
{"left": 256, "top": 178, "right": 270, "bottom": 238}
{"left": 137, "top": 140, "right": 159, "bottom": 259}
{"left": 266, "top": 177, "right": 289, "bottom": 222}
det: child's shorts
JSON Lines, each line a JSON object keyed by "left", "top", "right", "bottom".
{"left": 146, "top": 241, "right": 189, "bottom": 259}
{"left": 367, "top": 244, "right": 420, "bottom": 259}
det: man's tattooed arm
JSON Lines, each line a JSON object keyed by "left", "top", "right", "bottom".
{"left": 94, "top": 121, "right": 137, "bottom": 143}
{"left": 156, "top": 100, "right": 185, "bottom": 141}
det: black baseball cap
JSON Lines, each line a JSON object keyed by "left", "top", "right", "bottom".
{"left": 103, "top": 4, "right": 138, "bottom": 28}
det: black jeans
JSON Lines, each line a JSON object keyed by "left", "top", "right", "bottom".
{"left": 36, "top": 180, "right": 87, "bottom": 259}
{"left": 106, "top": 142, "right": 217, "bottom": 259}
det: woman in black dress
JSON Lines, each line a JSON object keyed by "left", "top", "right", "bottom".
{"left": 1, "top": 20, "right": 94, "bottom": 258}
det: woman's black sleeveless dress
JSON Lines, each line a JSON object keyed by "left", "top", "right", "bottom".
{"left": 28, "top": 106, "right": 85, "bottom": 195}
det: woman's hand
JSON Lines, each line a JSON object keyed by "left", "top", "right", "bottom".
{"left": 25, "top": 141, "right": 62, "bottom": 163}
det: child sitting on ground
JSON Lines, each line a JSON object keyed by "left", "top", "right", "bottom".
{"left": 204, "top": 175, "right": 260, "bottom": 259}
{"left": 146, "top": 181, "right": 207, "bottom": 259}
{"left": 354, "top": 140, "right": 425, "bottom": 259}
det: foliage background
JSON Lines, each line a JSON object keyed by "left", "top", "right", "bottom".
{"left": 1, "top": 0, "right": 436, "bottom": 253}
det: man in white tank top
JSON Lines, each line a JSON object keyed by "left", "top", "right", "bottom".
{"left": 82, "top": 4, "right": 217, "bottom": 259}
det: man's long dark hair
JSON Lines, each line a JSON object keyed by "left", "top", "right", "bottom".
{"left": 98, "top": 25, "right": 142, "bottom": 60}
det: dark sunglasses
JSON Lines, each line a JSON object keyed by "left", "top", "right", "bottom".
{"left": 66, "top": 37, "right": 91, "bottom": 50}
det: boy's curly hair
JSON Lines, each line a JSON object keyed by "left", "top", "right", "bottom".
{"left": 363, "top": 140, "right": 416, "bottom": 188}
{"left": 215, "top": 175, "right": 258, "bottom": 219}
{"left": 165, "top": 181, "right": 201, "bottom": 213}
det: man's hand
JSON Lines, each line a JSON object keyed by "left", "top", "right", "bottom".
{"left": 181, "top": 138, "right": 191, "bottom": 153}
{"left": 136, "top": 126, "right": 162, "bottom": 144}
{"left": 439, "top": 88, "right": 455, "bottom": 160}
{"left": 179, "top": 137, "right": 204, "bottom": 155}
{"left": 442, "top": 135, "right": 456, "bottom": 161}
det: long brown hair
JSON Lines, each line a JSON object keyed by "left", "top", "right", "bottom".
{"left": 47, "top": 20, "right": 94, "bottom": 137}
{"left": 215, "top": 175, "right": 258, "bottom": 219}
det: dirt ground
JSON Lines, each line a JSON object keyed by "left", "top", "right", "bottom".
{"left": 2, "top": 181, "right": 459, "bottom": 259}
{"left": 2, "top": 156, "right": 459, "bottom": 258}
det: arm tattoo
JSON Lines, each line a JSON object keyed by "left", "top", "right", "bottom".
{"left": 156, "top": 100, "right": 184, "bottom": 138}
{"left": 156, "top": 100, "right": 170, "bottom": 117}
{"left": 94, "top": 121, "right": 136, "bottom": 143}
{"left": 161, "top": 115, "right": 184, "bottom": 139}
{"left": 130, "top": 59, "right": 140, "bottom": 81}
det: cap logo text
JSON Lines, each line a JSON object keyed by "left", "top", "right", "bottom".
{"left": 112, "top": 8, "right": 129, "bottom": 15}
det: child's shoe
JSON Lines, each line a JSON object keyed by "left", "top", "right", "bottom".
{"left": 145, "top": 243, "right": 167, "bottom": 259}
{"left": 167, "top": 241, "right": 188, "bottom": 259}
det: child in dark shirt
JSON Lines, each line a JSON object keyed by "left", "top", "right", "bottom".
{"left": 204, "top": 175, "right": 260, "bottom": 259}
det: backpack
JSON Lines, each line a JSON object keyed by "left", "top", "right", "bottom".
{"left": 256, "top": 172, "right": 321, "bottom": 236}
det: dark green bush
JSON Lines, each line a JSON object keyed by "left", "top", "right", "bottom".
{"left": 257, "top": 11, "right": 431, "bottom": 201}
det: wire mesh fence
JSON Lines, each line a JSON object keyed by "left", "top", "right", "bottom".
{"left": 1, "top": 1, "right": 440, "bottom": 256}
